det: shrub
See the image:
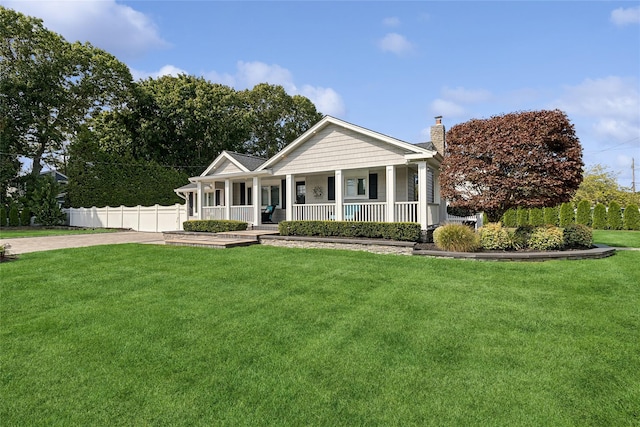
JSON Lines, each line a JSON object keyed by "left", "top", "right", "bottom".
{"left": 20, "top": 208, "right": 31, "bottom": 227}
{"left": 623, "top": 203, "right": 640, "bottom": 231}
{"left": 543, "top": 206, "right": 559, "bottom": 226}
{"left": 529, "top": 208, "right": 544, "bottom": 226}
{"left": 502, "top": 208, "right": 517, "bottom": 227}
{"left": 576, "top": 200, "right": 592, "bottom": 227}
{"left": 0, "top": 206, "right": 6, "bottom": 227}
{"left": 8, "top": 205, "right": 19, "bottom": 227}
{"left": 528, "top": 225, "right": 564, "bottom": 251}
{"left": 278, "top": 221, "right": 422, "bottom": 242}
{"left": 513, "top": 225, "right": 535, "bottom": 250}
{"left": 559, "top": 202, "right": 574, "bottom": 227}
{"left": 516, "top": 207, "right": 529, "bottom": 226}
{"left": 607, "top": 201, "right": 623, "bottom": 230}
{"left": 433, "top": 223, "right": 480, "bottom": 252}
{"left": 563, "top": 224, "right": 593, "bottom": 249}
{"left": 183, "top": 220, "right": 247, "bottom": 233}
{"left": 479, "top": 222, "right": 513, "bottom": 250}
{"left": 592, "top": 203, "right": 607, "bottom": 229}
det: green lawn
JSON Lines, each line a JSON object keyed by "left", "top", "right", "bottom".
{"left": 1, "top": 244, "right": 639, "bottom": 426}
{"left": 593, "top": 229, "right": 640, "bottom": 248}
{"left": 0, "top": 227, "right": 121, "bottom": 239}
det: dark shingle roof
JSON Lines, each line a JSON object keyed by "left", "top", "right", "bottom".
{"left": 415, "top": 142, "right": 436, "bottom": 151}
{"left": 227, "top": 152, "right": 267, "bottom": 171}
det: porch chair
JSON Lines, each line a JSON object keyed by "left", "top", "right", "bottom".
{"left": 262, "top": 205, "right": 276, "bottom": 223}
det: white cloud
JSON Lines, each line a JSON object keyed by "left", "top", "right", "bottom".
{"left": 1, "top": 0, "right": 168, "bottom": 58}
{"left": 382, "top": 17, "right": 401, "bottom": 27}
{"left": 131, "top": 65, "right": 188, "bottom": 81}
{"left": 378, "top": 33, "right": 414, "bottom": 56}
{"left": 206, "top": 61, "right": 346, "bottom": 117}
{"left": 551, "top": 76, "right": 640, "bottom": 142}
{"left": 429, "top": 98, "right": 466, "bottom": 117}
{"left": 300, "top": 85, "right": 346, "bottom": 117}
{"left": 610, "top": 6, "right": 640, "bottom": 26}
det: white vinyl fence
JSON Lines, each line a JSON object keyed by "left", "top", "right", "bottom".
{"left": 64, "top": 204, "right": 188, "bottom": 232}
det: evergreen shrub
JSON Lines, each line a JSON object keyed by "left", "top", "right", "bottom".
{"left": 559, "top": 202, "right": 574, "bottom": 227}
{"left": 516, "top": 207, "right": 529, "bottom": 226}
{"left": 592, "top": 203, "right": 607, "bottom": 229}
{"left": 528, "top": 225, "right": 564, "bottom": 251}
{"left": 278, "top": 221, "right": 422, "bottom": 242}
{"left": 183, "top": 220, "right": 247, "bottom": 233}
{"left": 0, "top": 206, "right": 6, "bottom": 227}
{"left": 563, "top": 224, "right": 593, "bottom": 248}
{"left": 529, "top": 208, "right": 544, "bottom": 226}
{"left": 8, "top": 205, "right": 19, "bottom": 226}
{"left": 20, "top": 208, "right": 31, "bottom": 226}
{"left": 502, "top": 208, "right": 517, "bottom": 227}
{"left": 576, "top": 200, "right": 592, "bottom": 227}
{"left": 433, "top": 223, "right": 480, "bottom": 252}
{"left": 543, "top": 206, "right": 559, "bottom": 226}
{"left": 513, "top": 225, "right": 535, "bottom": 250}
{"left": 623, "top": 204, "right": 640, "bottom": 231}
{"left": 607, "top": 201, "right": 623, "bottom": 230}
{"left": 479, "top": 223, "right": 513, "bottom": 250}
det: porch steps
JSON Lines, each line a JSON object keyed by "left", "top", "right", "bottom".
{"left": 162, "top": 230, "right": 279, "bottom": 249}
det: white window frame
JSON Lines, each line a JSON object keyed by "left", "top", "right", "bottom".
{"left": 344, "top": 170, "right": 368, "bottom": 199}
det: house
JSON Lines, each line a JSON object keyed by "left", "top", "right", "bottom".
{"left": 175, "top": 115, "right": 447, "bottom": 231}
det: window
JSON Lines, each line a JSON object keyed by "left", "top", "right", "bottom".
{"left": 262, "top": 185, "right": 280, "bottom": 207}
{"left": 346, "top": 177, "right": 366, "bottom": 197}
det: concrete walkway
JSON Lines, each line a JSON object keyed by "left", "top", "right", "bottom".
{"left": 0, "top": 231, "right": 165, "bottom": 255}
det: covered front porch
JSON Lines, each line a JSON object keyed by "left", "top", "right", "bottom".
{"left": 181, "top": 162, "right": 444, "bottom": 230}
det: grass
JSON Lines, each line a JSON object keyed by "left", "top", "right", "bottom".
{"left": 592, "top": 229, "right": 640, "bottom": 248}
{"left": 0, "top": 227, "right": 121, "bottom": 239}
{"left": 1, "top": 244, "right": 639, "bottom": 426}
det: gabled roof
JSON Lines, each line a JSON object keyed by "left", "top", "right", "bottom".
{"left": 200, "top": 151, "right": 267, "bottom": 176}
{"left": 256, "top": 115, "right": 436, "bottom": 171}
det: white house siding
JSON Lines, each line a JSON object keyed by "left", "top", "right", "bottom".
{"left": 271, "top": 127, "right": 410, "bottom": 176}
{"left": 211, "top": 158, "right": 244, "bottom": 175}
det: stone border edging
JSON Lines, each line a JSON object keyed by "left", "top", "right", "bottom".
{"left": 413, "top": 244, "right": 616, "bottom": 261}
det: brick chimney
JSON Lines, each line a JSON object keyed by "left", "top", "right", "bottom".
{"left": 430, "top": 116, "right": 445, "bottom": 156}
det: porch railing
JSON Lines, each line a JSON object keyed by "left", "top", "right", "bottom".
{"left": 343, "top": 202, "right": 386, "bottom": 222}
{"left": 292, "top": 203, "right": 335, "bottom": 221}
{"left": 394, "top": 202, "right": 418, "bottom": 223}
{"left": 230, "top": 206, "right": 254, "bottom": 223}
{"left": 202, "top": 206, "right": 224, "bottom": 220}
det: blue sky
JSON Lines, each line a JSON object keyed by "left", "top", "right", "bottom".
{"left": 4, "top": 0, "right": 640, "bottom": 187}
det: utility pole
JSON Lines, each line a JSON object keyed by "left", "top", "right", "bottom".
{"left": 633, "top": 157, "right": 636, "bottom": 193}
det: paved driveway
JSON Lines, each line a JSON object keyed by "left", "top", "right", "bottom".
{"left": 1, "top": 231, "right": 165, "bottom": 254}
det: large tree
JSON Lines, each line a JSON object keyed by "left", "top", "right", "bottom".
{"left": 440, "top": 110, "right": 583, "bottom": 222}
{"left": 0, "top": 6, "right": 133, "bottom": 182}
{"left": 572, "top": 164, "right": 639, "bottom": 207}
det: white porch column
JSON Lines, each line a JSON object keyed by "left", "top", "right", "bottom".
{"left": 335, "top": 169, "right": 343, "bottom": 221}
{"left": 417, "top": 162, "right": 428, "bottom": 230}
{"left": 285, "top": 174, "right": 294, "bottom": 221}
{"left": 252, "top": 176, "right": 261, "bottom": 226}
{"left": 386, "top": 165, "right": 396, "bottom": 223}
{"left": 224, "top": 179, "right": 231, "bottom": 220}
{"left": 196, "top": 181, "right": 203, "bottom": 220}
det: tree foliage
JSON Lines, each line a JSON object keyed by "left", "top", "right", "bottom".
{"left": 607, "top": 201, "right": 623, "bottom": 230}
{"left": 30, "top": 176, "right": 66, "bottom": 225}
{"left": 543, "top": 206, "right": 559, "bottom": 226}
{"left": 65, "top": 128, "right": 188, "bottom": 207}
{"left": 573, "top": 164, "right": 640, "bottom": 207}
{"left": 559, "top": 202, "right": 575, "bottom": 227}
{"left": 0, "top": 6, "right": 133, "bottom": 184}
{"left": 440, "top": 110, "right": 583, "bottom": 221}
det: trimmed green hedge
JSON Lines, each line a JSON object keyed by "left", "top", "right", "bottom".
{"left": 623, "top": 204, "right": 640, "bottom": 230}
{"left": 183, "top": 220, "right": 248, "bottom": 233}
{"left": 278, "top": 221, "right": 422, "bottom": 242}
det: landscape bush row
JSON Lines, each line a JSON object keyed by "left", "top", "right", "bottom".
{"left": 500, "top": 202, "right": 640, "bottom": 230}
{"left": 0, "top": 206, "right": 31, "bottom": 227}
{"left": 278, "top": 221, "right": 422, "bottom": 242}
{"left": 182, "top": 220, "right": 248, "bottom": 233}
{"left": 434, "top": 223, "right": 593, "bottom": 252}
